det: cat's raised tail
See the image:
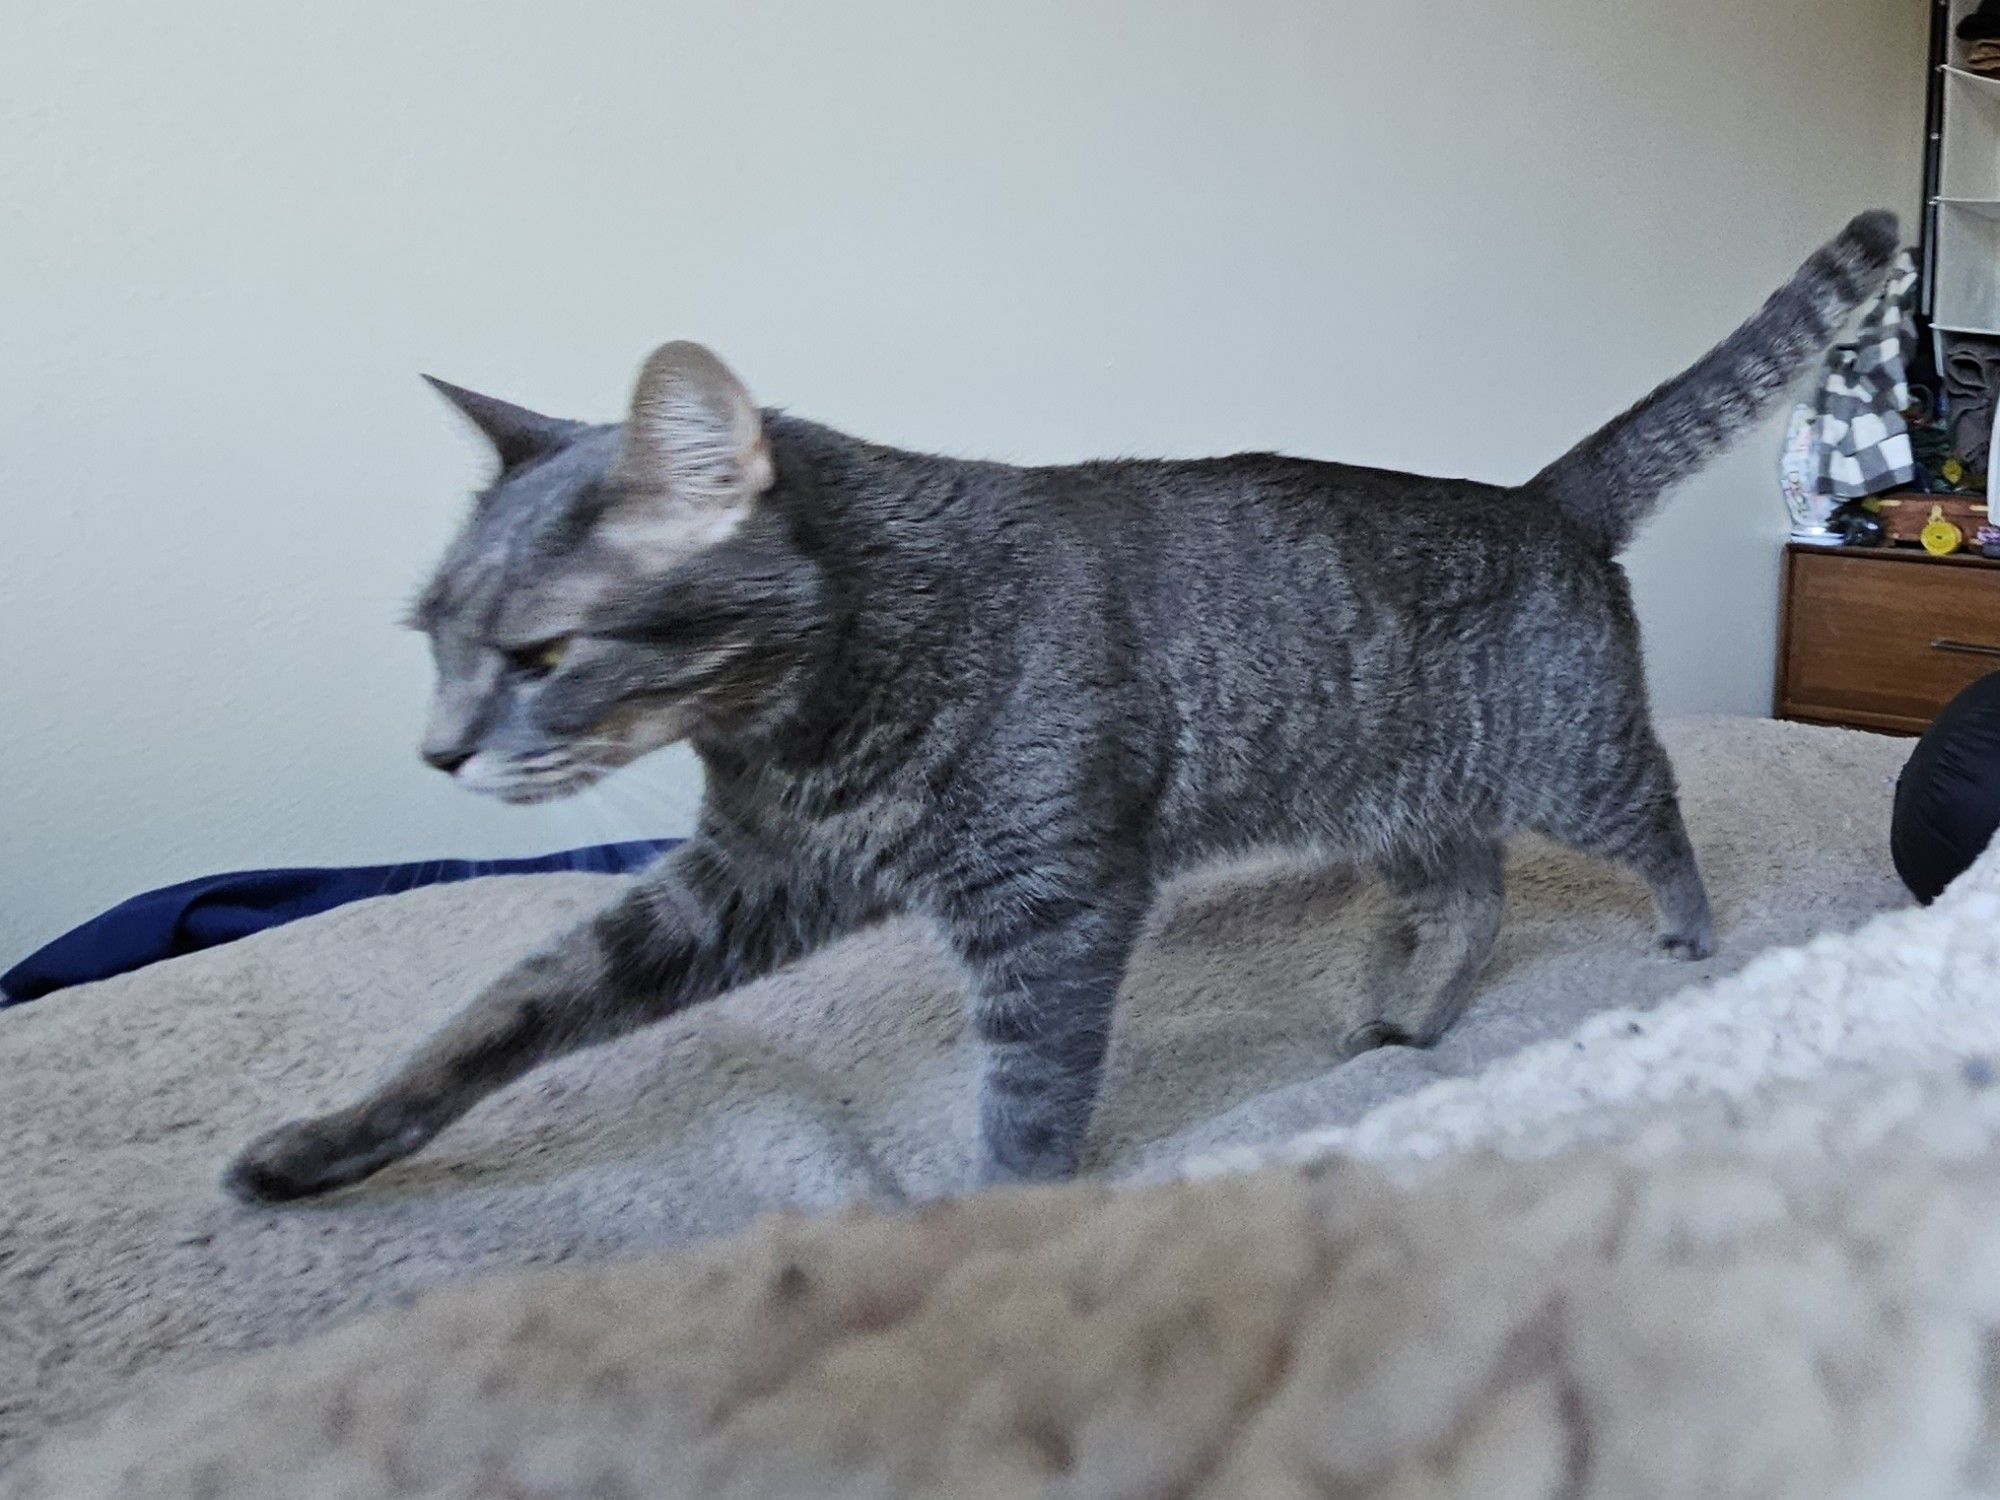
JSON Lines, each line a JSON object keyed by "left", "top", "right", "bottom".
{"left": 1529, "top": 210, "right": 1901, "bottom": 555}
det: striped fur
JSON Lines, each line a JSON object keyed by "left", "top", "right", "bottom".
{"left": 227, "top": 213, "right": 1900, "bottom": 1203}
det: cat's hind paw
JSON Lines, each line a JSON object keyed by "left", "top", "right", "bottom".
{"left": 223, "top": 1109, "right": 429, "bottom": 1205}
{"left": 1339, "top": 1019, "right": 1416, "bottom": 1059}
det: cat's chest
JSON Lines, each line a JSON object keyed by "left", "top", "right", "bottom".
{"left": 719, "top": 761, "right": 934, "bottom": 887}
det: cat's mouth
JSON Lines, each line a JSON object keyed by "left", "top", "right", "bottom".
{"left": 454, "top": 749, "right": 612, "bottom": 805}
{"left": 439, "top": 709, "right": 695, "bottom": 805}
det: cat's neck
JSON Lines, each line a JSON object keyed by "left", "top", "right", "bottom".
{"left": 691, "top": 413, "right": 995, "bottom": 775}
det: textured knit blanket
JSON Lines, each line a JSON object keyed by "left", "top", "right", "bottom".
{"left": 2, "top": 716, "right": 1963, "bottom": 1495}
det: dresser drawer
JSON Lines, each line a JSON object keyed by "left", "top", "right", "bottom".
{"left": 1778, "top": 547, "right": 2000, "bottom": 735}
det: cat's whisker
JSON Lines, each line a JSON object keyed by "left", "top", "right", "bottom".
{"left": 604, "top": 768, "right": 702, "bottom": 835}
{"left": 565, "top": 780, "right": 636, "bottom": 853}
{"left": 580, "top": 771, "right": 665, "bottom": 844}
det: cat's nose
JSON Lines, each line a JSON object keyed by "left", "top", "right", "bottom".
{"left": 423, "top": 746, "right": 473, "bottom": 775}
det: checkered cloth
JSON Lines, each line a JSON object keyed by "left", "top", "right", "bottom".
{"left": 1808, "top": 249, "right": 1918, "bottom": 500}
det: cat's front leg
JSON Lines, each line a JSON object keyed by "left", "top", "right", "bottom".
{"left": 223, "top": 931, "right": 610, "bottom": 1204}
{"left": 224, "top": 839, "right": 851, "bottom": 1204}
{"left": 946, "top": 876, "right": 1148, "bottom": 1187}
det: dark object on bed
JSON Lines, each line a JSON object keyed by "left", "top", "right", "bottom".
{"left": 0, "top": 840, "right": 676, "bottom": 1006}
{"left": 1892, "top": 672, "right": 2000, "bottom": 904}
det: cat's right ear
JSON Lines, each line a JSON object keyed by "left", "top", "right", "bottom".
{"left": 604, "top": 344, "right": 768, "bottom": 520}
{"left": 423, "top": 376, "right": 577, "bottom": 471}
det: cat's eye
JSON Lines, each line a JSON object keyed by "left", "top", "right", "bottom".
{"left": 503, "top": 637, "right": 572, "bottom": 679}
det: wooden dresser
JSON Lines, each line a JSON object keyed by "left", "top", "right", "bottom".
{"left": 1776, "top": 543, "right": 2000, "bottom": 735}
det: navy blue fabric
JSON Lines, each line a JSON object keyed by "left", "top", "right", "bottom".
{"left": 1, "top": 841, "right": 677, "bottom": 1006}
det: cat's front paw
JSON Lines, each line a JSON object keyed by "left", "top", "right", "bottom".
{"left": 1658, "top": 926, "right": 1715, "bottom": 962}
{"left": 223, "top": 1109, "right": 419, "bottom": 1205}
{"left": 974, "top": 1125, "right": 1085, "bottom": 1190}
{"left": 974, "top": 1152, "right": 1079, "bottom": 1191}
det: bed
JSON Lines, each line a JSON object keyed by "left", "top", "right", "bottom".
{"left": 9, "top": 716, "right": 1994, "bottom": 1497}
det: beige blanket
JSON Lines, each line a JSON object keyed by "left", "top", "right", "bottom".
{"left": 15, "top": 841, "right": 2000, "bottom": 1498}
{"left": 0, "top": 717, "right": 1933, "bottom": 1487}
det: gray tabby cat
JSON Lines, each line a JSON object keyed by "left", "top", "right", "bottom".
{"left": 226, "top": 211, "right": 1899, "bottom": 1203}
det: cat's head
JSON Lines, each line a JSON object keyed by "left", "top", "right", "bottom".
{"left": 409, "top": 343, "right": 823, "bottom": 803}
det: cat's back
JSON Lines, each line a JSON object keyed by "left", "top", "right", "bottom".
{"left": 1023, "top": 450, "right": 1590, "bottom": 623}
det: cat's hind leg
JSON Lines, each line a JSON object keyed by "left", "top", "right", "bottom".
{"left": 1343, "top": 835, "right": 1504, "bottom": 1057}
{"left": 1529, "top": 732, "right": 1715, "bottom": 961}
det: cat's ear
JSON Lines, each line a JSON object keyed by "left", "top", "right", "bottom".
{"left": 611, "top": 342, "right": 773, "bottom": 516}
{"left": 423, "top": 376, "right": 577, "bottom": 470}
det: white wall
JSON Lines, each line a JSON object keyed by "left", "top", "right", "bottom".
{"left": 1, "top": 0, "right": 1927, "bottom": 964}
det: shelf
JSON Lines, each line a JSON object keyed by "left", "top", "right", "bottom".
{"left": 1940, "top": 60, "right": 2000, "bottom": 200}
{"left": 1935, "top": 196, "right": 2000, "bottom": 219}
{"left": 1943, "top": 64, "right": 2000, "bottom": 98}
{"left": 1937, "top": 10, "right": 2000, "bottom": 379}
{"left": 1934, "top": 204, "right": 2000, "bottom": 332}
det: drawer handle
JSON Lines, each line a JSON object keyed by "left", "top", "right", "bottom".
{"left": 1931, "top": 638, "right": 2000, "bottom": 659}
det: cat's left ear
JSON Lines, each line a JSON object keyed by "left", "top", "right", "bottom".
{"left": 423, "top": 376, "right": 578, "bottom": 471}
{"left": 610, "top": 343, "right": 773, "bottom": 547}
